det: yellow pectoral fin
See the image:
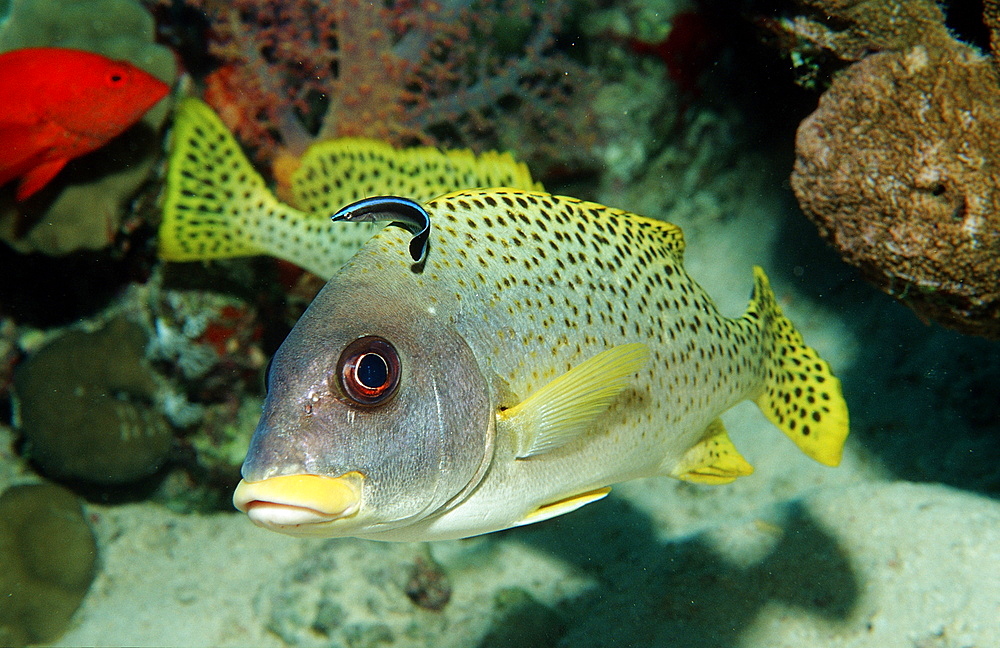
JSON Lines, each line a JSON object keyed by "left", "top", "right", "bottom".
{"left": 669, "top": 418, "right": 755, "bottom": 485}
{"left": 514, "top": 487, "right": 612, "bottom": 527}
{"left": 498, "top": 343, "right": 651, "bottom": 459}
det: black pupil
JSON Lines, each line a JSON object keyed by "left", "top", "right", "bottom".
{"left": 356, "top": 353, "right": 388, "bottom": 388}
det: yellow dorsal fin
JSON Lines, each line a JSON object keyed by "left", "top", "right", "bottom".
{"left": 638, "top": 213, "right": 686, "bottom": 258}
{"left": 498, "top": 343, "right": 650, "bottom": 459}
{"left": 748, "top": 267, "right": 850, "bottom": 466}
{"left": 159, "top": 100, "right": 544, "bottom": 279}
{"left": 669, "top": 418, "right": 754, "bottom": 484}
{"left": 292, "top": 138, "right": 542, "bottom": 215}
{"left": 514, "top": 487, "right": 612, "bottom": 527}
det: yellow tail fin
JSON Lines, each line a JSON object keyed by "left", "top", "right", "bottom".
{"left": 159, "top": 97, "right": 297, "bottom": 261}
{"left": 748, "top": 267, "right": 849, "bottom": 466}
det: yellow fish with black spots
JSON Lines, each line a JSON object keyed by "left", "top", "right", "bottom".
{"left": 233, "top": 190, "right": 850, "bottom": 541}
{"left": 158, "top": 98, "right": 541, "bottom": 279}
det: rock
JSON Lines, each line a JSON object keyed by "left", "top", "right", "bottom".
{"left": 0, "top": 483, "right": 98, "bottom": 645}
{"left": 782, "top": 0, "right": 1000, "bottom": 338}
{"left": 778, "top": 0, "right": 950, "bottom": 62}
{"left": 12, "top": 317, "right": 173, "bottom": 484}
{"left": 792, "top": 43, "right": 1000, "bottom": 337}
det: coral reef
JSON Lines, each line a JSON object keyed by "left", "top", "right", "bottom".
{"left": 183, "top": 0, "right": 597, "bottom": 177}
{"left": 143, "top": 285, "right": 266, "bottom": 411}
{"left": 136, "top": 277, "right": 269, "bottom": 495}
{"left": 0, "top": 482, "right": 98, "bottom": 645}
{"left": 0, "top": 0, "right": 176, "bottom": 255}
{"left": 186, "top": 395, "right": 260, "bottom": 482}
{"left": 0, "top": 317, "right": 18, "bottom": 400}
{"left": 12, "top": 317, "right": 174, "bottom": 484}
{"left": 577, "top": 1, "right": 747, "bottom": 229}
{"left": 782, "top": 1, "right": 1000, "bottom": 337}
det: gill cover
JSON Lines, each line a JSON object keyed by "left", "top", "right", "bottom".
{"left": 239, "top": 256, "right": 493, "bottom": 537}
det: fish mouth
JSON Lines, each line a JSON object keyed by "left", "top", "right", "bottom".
{"left": 233, "top": 472, "right": 363, "bottom": 536}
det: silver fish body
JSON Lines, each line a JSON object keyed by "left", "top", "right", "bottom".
{"left": 235, "top": 189, "right": 848, "bottom": 541}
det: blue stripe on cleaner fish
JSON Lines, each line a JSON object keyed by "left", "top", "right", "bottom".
{"left": 158, "top": 98, "right": 542, "bottom": 279}
{"left": 231, "top": 188, "right": 850, "bottom": 541}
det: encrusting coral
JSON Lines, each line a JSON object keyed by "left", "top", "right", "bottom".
{"left": 0, "top": 483, "right": 98, "bottom": 645}
{"left": 781, "top": 0, "right": 1000, "bottom": 338}
{"left": 12, "top": 317, "right": 174, "bottom": 484}
{"left": 0, "top": 0, "right": 176, "bottom": 255}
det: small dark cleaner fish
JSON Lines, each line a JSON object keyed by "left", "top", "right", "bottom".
{"left": 234, "top": 190, "right": 849, "bottom": 541}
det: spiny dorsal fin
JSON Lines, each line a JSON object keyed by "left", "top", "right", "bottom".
{"left": 669, "top": 418, "right": 754, "bottom": 484}
{"left": 575, "top": 196, "right": 686, "bottom": 258}
{"left": 292, "top": 138, "right": 542, "bottom": 215}
{"left": 748, "top": 267, "right": 849, "bottom": 466}
{"left": 498, "top": 343, "right": 650, "bottom": 459}
{"left": 637, "top": 213, "right": 685, "bottom": 258}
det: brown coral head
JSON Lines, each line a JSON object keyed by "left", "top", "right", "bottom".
{"left": 792, "top": 45, "right": 1000, "bottom": 338}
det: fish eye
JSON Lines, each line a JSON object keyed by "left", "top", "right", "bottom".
{"left": 106, "top": 68, "right": 128, "bottom": 86}
{"left": 336, "top": 336, "right": 400, "bottom": 406}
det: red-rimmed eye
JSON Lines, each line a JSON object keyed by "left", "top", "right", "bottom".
{"left": 337, "top": 336, "right": 400, "bottom": 406}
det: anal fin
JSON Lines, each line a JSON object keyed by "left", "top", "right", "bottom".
{"left": 16, "top": 157, "right": 68, "bottom": 200}
{"left": 514, "top": 487, "right": 612, "bottom": 527}
{"left": 669, "top": 418, "right": 754, "bottom": 485}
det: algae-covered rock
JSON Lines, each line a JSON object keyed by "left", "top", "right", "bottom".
{"left": 12, "top": 317, "right": 174, "bottom": 483}
{"left": 0, "top": 0, "right": 176, "bottom": 255}
{"left": 0, "top": 483, "right": 98, "bottom": 645}
{"left": 783, "top": 1, "right": 1000, "bottom": 337}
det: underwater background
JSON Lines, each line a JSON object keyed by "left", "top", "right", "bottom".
{"left": 1, "top": 0, "right": 998, "bottom": 646}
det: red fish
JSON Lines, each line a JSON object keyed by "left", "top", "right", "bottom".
{"left": 0, "top": 47, "right": 170, "bottom": 201}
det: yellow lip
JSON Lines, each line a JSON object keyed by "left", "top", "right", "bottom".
{"left": 233, "top": 473, "right": 363, "bottom": 532}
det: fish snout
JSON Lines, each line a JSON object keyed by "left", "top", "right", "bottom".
{"left": 233, "top": 472, "right": 363, "bottom": 536}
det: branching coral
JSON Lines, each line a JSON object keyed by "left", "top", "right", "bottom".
{"left": 780, "top": 0, "right": 1000, "bottom": 338}
{"left": 185, "top": 0, "right": 597, "bottom": 176}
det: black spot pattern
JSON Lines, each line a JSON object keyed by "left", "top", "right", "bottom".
{"left": 159, "top": 100, "right": 539, "bottom": 279}
{"left": 357, "top": 188, "right": 848, "bottom": 468}
{"left": 292, "top": 138, "right": 539, "bottom": 215}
